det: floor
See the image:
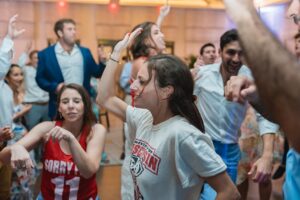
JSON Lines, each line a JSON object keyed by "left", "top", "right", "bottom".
{"left": 98, "top": 112, "right": 285, "bottom": 200}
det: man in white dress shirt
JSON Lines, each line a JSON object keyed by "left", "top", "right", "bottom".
{"left": 36, "top": 18, "right": 106, "bottom": 119}
{"left": 194, "top": 29, "right": 278, "bottom": 199}
{"left": 0, "top": 14, "right": 24, "bottom": 200}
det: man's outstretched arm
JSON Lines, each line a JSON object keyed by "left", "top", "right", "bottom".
{"left": 224, "top": 0, "right": 300, "bottom": 152}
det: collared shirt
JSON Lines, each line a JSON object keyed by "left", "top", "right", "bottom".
{"left": 194, "top": 63, "right": 278, "bottom": 144}
{"left": 0, "top": 37, "right": 14, "bottom": 127}
{"left": 55, "top": 42, "right": 84, "bottom": 85}
{"left": 18, "top": 53, "right": 49, "bottom": 103}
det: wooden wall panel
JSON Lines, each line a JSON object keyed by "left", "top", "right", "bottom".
{"left": 0, "top": 0, "right": 295, "bottom": 63}
{"left": 185, "top": 9, "right": 230, "bottom": 28}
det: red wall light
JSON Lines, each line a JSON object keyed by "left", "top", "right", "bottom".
{"left": 59, "top": 1, "right": 66, "bottom": 7}
{"left": 109, "top": 3, "right": 117, "bottom": 10}
{"left": 108, "top": 2, "right": 119, "bottom": 13}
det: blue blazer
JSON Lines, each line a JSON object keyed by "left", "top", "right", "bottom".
{"left": 36, "top": 44, "right": 106, "bottom": 119}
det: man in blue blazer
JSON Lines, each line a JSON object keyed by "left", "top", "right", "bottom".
{"left": 36, "top": 18, "right": 106, "bottom": 119}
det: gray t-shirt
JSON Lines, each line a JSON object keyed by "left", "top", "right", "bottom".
{"left": 126, "top": 106, "right": 226, "bottom": 200}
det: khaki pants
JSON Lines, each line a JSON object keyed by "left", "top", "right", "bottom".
{"left": 0, "top": 162, "right": 12, "bottom": 200}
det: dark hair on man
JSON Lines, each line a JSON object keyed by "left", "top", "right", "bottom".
{"left": 55, "top": 83, "right": 97, "bottom": 134}
{"left": 200, "top": 43, "right": 215, "bottom": 55}
{"left": 54, "top": 18, "right": 76, "bottom": 38}
{"left": 220, "top": 29, "right": 239, "bottom": 50}
{"left": 130, "top": 21, "right": 158, "bottom": 59}
{"left": 294, "top": 32, "right": 300, "bottom": 40}
{"left": 29, "top": 50, "right": 39, "bottom": 59}
{"left": 146, "top": 54, "right": 205, "bottom": 132}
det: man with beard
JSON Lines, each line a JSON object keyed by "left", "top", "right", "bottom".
{"left": 194, "top": 29, "right": 278, "bottom": 199}
{"left": 223, "top": 0, "right": 300, "bottom": 199}
{"left": 36, "top": 18, "right": 106, "bottom": 119}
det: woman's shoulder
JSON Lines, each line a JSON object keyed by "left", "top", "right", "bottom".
{"left": 169, "top": 117, "right": 209, "bottom": 140}
{"left": 89, "top": 123, "right": 107, "bottom": 137}
{"left": 126, "top": 106, "right": 152, "bottom": 124}
{"left": 86, "top": 123, "right": 107, "bottom": 141}
{"left": 91, "top": 123, "right": 106, "bottom": 133}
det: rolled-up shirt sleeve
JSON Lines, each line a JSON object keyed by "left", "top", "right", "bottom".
{"left": 256, "top": 111, "right": 279, "bottom": 135}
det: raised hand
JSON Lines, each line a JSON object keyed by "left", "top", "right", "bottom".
{"left": 7, "top": 14, "right": 26, "bottom": 40}
{"left": 194, "top": 57, "right": 205, "bottom": 68}
{"left": 156, "top": 5, "right": 171, "bottom": 28}
{"left": 10, "top": 144, "right": 33, "bottom": 176}
{"left": 112, "top": 28, "right": 143, "bottom": 56}
{"left": 159, "top": 5, "right": 170, "bottom": 18}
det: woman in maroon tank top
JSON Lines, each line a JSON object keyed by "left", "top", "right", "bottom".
{"left": 0, "top": 84, "right": 106, "bottom": 200}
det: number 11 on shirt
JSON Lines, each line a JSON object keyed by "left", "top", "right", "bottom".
{"left": 51, "top": 176, "right": 80, "bottom": 200}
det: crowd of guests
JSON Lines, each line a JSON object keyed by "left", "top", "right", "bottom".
{"left": 0, "top": 1, "right": 300, "bottom": 199}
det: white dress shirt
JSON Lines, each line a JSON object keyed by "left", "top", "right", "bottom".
{"left": 18, "top": 53, "right": 49, "bottom": 103}
{"left": 0, "top": 37, "right": 14, "bottom": 127}
{"left": 55, "top": 42, "right": 84, "bottom": 85}
{"left": 194, "top": 63, "right": 278, "bottom": 144}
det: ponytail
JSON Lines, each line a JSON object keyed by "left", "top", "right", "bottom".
{"left": 147, "top": 54, "right": 205, "bottom": 133}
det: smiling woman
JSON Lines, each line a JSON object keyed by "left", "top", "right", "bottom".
{"left": 0, "top": 83, "right": 107, "bottom": 200}
{"left": 5, "top": 64, "right": 36, "bottom": 199}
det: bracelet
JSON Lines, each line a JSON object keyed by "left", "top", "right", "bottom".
{"left": 109, "top": 56, "right": 119, "bottom": 63}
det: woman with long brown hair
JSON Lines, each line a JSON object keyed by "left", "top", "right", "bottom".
{"left": 97, "top": 29, "right": 240, "bottom": 200}
{"left": 0, "top": 84, "right": 106, "bottom": 199}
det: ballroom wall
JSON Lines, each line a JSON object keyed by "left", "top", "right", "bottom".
{"left": 0, "top": 1, "right": 297, "bottom": 62}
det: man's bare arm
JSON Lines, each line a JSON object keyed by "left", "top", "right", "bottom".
{"left": 224, "top": 0, "right": 300, "bottom": 152}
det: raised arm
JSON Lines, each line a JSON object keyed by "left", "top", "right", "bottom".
{"left": 156, "top": 5, "right": 170, "bottom": 28}
{"left": 17, "top": 41, "right": 32, "bottom": 68}
{"left": 0, "top": 37, "right": 13, "bottom": 83}
{"left": 224, "top": 0, "right": 300, "bottom": 152}
{"left": 97, "top": 28, "right": 142, "bottom": 121}
{"left": 0, "top": 14, "right": 25, "bottom": 81}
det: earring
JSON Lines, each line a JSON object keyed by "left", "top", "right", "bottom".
{"left": 59, "top": 112, "right": 63, "bottom": 119}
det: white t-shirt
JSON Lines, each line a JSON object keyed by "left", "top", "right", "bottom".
{"left": 126, "top": 106, "right": 226, "bottom": 200}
